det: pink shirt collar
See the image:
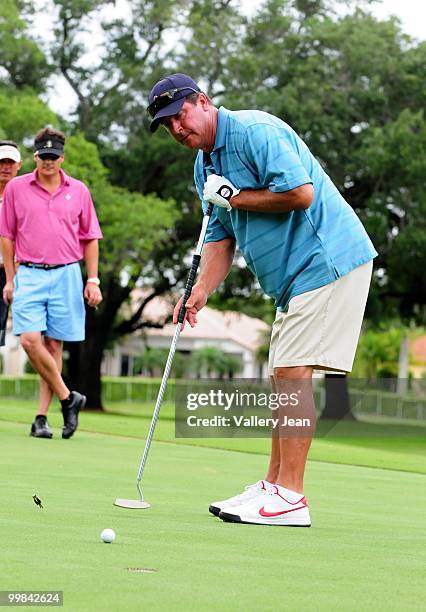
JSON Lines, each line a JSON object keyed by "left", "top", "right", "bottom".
{"left": 29, "top": 169, "right": 71, "bottom": 187}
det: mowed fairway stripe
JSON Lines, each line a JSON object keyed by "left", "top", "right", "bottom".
{"left": 1, "top": 399, "right": 425, "bottom": 475}
{"left": 0, "top": 420, "right": 425, "bottom": 612}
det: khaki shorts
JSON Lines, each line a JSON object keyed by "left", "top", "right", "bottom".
{"left": 268, "top": 261, "right": 373, "bottom": 374}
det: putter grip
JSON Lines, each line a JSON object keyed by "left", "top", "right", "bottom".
{"left": 177, "top": 254, "right": 201, "bottom": 324}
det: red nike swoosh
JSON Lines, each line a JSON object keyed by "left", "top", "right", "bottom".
{"left": 259, "top": 505, "right": 305, "bottom": 518}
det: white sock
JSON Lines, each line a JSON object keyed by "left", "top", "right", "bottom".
{"left": 275, "top": 484, "right": 304, "bottom": 503}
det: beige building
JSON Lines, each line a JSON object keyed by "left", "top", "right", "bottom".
{"left": 102, "top": 297, "right": 270, "bottom": 378}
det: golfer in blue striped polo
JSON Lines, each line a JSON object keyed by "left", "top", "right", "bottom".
{"left": 148, "top": 73, "right": 377, "bottom": 527}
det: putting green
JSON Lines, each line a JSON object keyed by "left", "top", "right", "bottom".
{"left": 0, "top": 404, "right": 425, "bottom": 611}
{"left": 2, "top": 399, "right": 425, "bottom": 474}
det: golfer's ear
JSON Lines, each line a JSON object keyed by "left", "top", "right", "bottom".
{"left": 199, "top": 93, "right": 210, "bottom": 110}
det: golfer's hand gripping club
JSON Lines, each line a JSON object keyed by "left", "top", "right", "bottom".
{"left": 177, "top": 255, "right": 201, "bottom": 324}
{"left": 177, "top": 202, "right": 214, "bottom": 325}
{"left": 202, "top": 174, "right": 240, "bottom": 211}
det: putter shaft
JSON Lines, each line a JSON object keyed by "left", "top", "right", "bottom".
{"left": 129, "top": 203, "right": 214, "bottom": 505}
{"left": 136, "top": 324, "right": 182, "bottom": 498}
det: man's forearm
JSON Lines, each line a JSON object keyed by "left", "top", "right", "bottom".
{"left": 1, "top": 237, "right": 16, "bottom": 281}
{"left": 230, "top": 184, "right": 314, "bottom": 213}
{"left": 196, "top": 238, "right": 235, "bottom": 296}
{"left": 83, "top": 239, "right": 99, "bottom": 278}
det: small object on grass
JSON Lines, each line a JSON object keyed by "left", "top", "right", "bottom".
{"left": 33, "top": 494, "right": 43, "bottom": 509}
{"left": 100, "top": 528, "right": 116, "bottom": 543}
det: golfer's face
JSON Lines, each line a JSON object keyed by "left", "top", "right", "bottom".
{"left": 0, "top": 159, "right": 21, "bottom": 184}
{"left": 35, "top": 154, "right": 64, "bottom": 177}
{"left": 162, "top": 100, "right": 212, "bottom": 151}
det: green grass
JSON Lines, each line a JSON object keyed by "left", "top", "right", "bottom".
{"left": 1, "top": 398, "right": 425, "bottom": 474}
{"left": 0, "top": 399, "right": 425, "bottom": 611}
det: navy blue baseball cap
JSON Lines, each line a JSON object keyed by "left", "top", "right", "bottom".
{"left": 34, "top": 136, "right": 64, "bottom": 157}
{"left": 147, "top": 73, "right": 200, "bottom": 132}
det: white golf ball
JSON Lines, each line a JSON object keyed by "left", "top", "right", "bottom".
{"left": 100, "top": 528, "right": 116, "bottom": 543}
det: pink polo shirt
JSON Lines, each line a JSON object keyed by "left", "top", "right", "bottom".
{"left": 0, "top": 170, "right": 102, "bottom": 264}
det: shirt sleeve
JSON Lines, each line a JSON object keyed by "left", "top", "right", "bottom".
{"left": 243, "top": 123, "right": 313, "bottom": 192}
{"left": 194, "top": 158, "right": 232, "bottom": 244}
{"left": 78, "top": 185, "right": 103, "bottom": 241}
{"left": 0, "top": 182, "right": 17, "bottom": 239}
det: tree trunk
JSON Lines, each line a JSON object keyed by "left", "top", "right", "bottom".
{"left": 66, "top": 339, "right": 104, "bottom": 409}
{"left": 64, "top": 276, "right": 133, "bottom": 409}
{"left": 65, "top": 309, "right": 108, "bottom": 410}
{"left": 321, "top": 373, "right": 355, "bottom": 420}
{"left": 397, "top": 335, "right": 409, "bottom": 395}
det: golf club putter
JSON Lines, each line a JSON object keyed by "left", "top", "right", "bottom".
{"left": 114, "top": 203, "right": 214, "bottom": 509}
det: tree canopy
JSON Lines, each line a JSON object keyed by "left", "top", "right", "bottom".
{"left": 1, "top": 0, "right": 424, "bottom": 405}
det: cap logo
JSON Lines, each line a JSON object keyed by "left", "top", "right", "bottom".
{"left": 46, "top": 140, "right": 52, "bottom": 148}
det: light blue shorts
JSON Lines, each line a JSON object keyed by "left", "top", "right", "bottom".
{"left": 12, "top": 263, "right": 85, "bottom": 341}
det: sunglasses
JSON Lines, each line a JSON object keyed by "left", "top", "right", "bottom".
{"left": 38, "top": 153, "right": 61, "bottom": 161}
{"left": 147, "top": 87, "right": 199, "bottom": 118}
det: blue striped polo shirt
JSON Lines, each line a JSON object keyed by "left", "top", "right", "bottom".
{"left": 194, "top": 107, "right": 377, "bottom": 309}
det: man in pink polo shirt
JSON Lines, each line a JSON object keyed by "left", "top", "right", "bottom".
{"left": 0, "top": 127, "right": 103, "bottom": 439}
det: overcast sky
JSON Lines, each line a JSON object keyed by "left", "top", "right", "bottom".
{"left": 242, "top": 0, "right": 425, "bottom": 40}
{"left": 38, "top": 0, "right": 425, "bottom": 118}
{"left": 348, "top": 0, "right": 425, "bottom": 40}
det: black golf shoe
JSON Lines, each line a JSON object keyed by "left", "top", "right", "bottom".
{"left": 61, "top": 391, "right": 86, "bottom": 439}
{"left": 30, "top": 415, "right": 53, "bottom": 439}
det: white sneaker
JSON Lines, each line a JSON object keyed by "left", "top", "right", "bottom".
{"left": 218, "top": 484, "right": 311, "bottom": 526}
{"left": 209, "top": 480, "right": 272, "bottom": 516}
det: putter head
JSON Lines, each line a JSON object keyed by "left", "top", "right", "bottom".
{"left": 114, "top": 498, "right": 151, "bottom": 509}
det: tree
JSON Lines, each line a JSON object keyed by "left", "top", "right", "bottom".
{"left": 222, "top": 0, "right": 425, "bottom": 418}
{"left": 321, "top": 374, "right": 354, "bottom": 420}
{"left": 353, "top": 327, "right": 402, "bottom": 381}
{"left": 255, "top": 327, "right": 273, "bottom": 377}
{"left": 0, "top": 0, "right": 50, "bottom": 91}
{"left": 49, "top": 0, "right": 190, "bottom": 139}
{"left": 134, "top": 348, "right": 184, "bottom": 378}
{"left": 7, "top": 0, "right": 425, "bottom": 412}
{"left": 221, "top": 354, "right": 243, "bottom": 380}
{"left": 0, "top": 89, "right": 57, "bottom": 152}
{"left": 221, "top": 2, "right": 426, "bottom": 319}
{"left": 0, "top": 0, "right": 57, "bottom": 146}
{"left": 189, "top": 347, "right": 241, "bottom": 379}
{"left": 359, "top": 109, "right": 426, "bottom": 323}
{"left": 42, "top": 0, "right": 269, "bottom": 402}
{"left": 61, "top": 134, "right": 178, "bottom": 407}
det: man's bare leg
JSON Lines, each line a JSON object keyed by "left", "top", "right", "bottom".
{"left": 217, "top": 366, "right": 314, "bottom": 525}
{"left": 37, "top": 337, "right": 63, "bottom": 416}
{"left": 273, "top": 365, "right": 315, "bottom": 494}
{"left": 20, "top": 332, "right": 69, "bottom": 401}
{"left": 265, "top": 376, "right": 281, "bottom": 483}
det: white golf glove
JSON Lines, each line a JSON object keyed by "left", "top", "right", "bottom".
{"left": 202, "top": 174, "right": 240, "bottom": 211}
